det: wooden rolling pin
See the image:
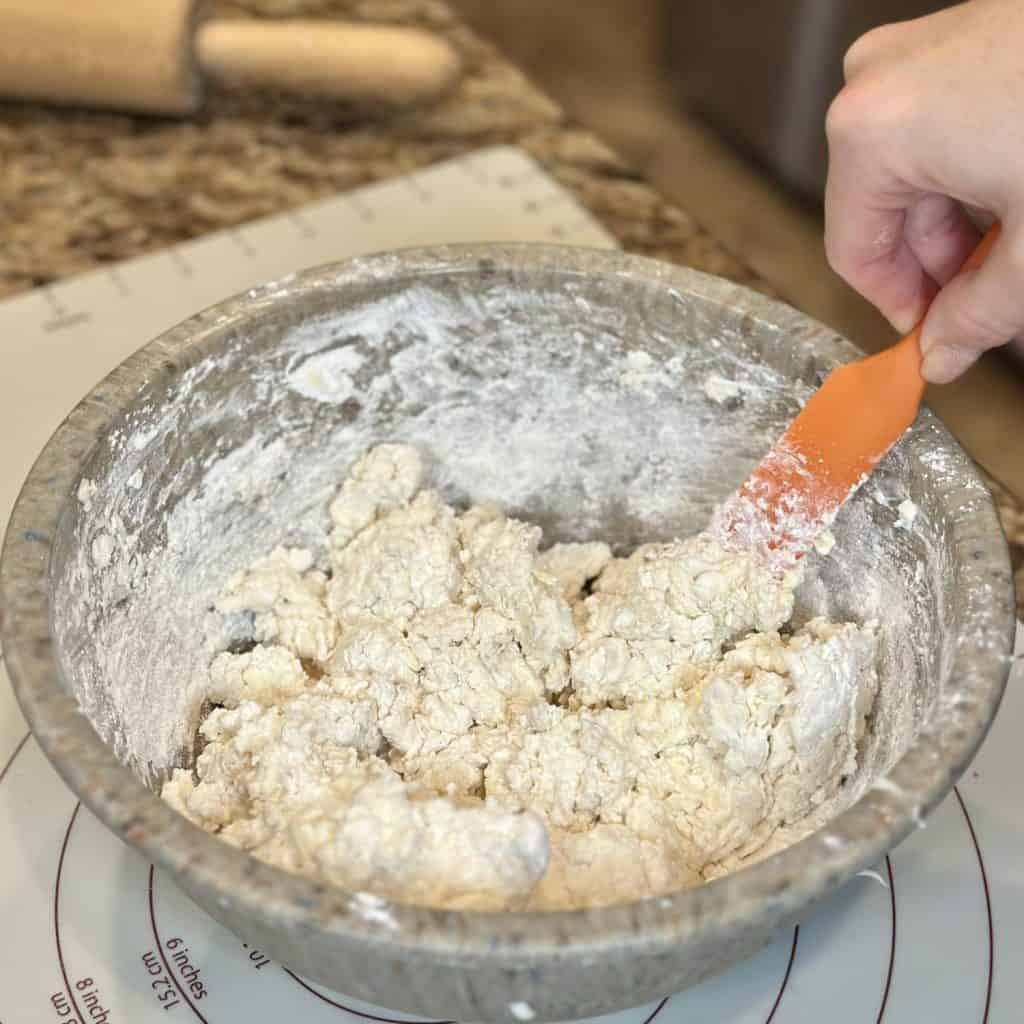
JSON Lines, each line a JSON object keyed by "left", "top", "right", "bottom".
{"left": 0, "top": 0, "right": 462, "bottom": 115}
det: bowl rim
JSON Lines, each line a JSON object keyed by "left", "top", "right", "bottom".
{"left": 0, "top": 242, "right": 1015, "bottom": 959}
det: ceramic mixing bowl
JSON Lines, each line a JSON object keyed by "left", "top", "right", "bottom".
{"left": 0, "top": 245, "right": 1014, "bottom": 1022}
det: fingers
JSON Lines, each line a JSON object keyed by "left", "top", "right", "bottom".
{"left": 843, "top": 23, "right": 902, "bottom": 81}
{"left": 825, "top": 85, "right": 934, "bottom": 333}
{"left": 828, "top": 5, "right": 1021, "bottom": 384}
{"left": 823, "top": 201, "right": 933, "bottom": 336}
{"left": 903, "top": 193, "right": 982, "bottom": 286}
{"left": 920, "top": 226, "right": 1024, "bottom": 382}
{"left": 843, "top": 14, "right": 936, "bottom": 82}
{"left": 824, "top": 76, "right": 987, "bottom": 336}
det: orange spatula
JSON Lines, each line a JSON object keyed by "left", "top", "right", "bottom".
{"left": 711, "top": 223, "right": 1001, "bottom": 570}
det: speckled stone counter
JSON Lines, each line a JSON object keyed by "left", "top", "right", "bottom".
{"left": 0, "top": 0, "right": 761, "bottom": 299}
{"left": 1, "top": 0, "right": 1020, "bottom": 609}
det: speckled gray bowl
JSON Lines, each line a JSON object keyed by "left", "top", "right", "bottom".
{"left": 1, "top": 246, "right": 1015, "bottom": 1023}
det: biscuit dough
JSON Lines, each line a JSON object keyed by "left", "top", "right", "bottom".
{"left": 164, "top": 444, "right": 879, "bottom": 910}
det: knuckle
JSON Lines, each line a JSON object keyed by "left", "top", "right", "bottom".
{"left": 826, "top": 74, "right": 915, "bottom": 151}
{"left": 842, "top": 23, "right": 904, "bottom": 81}
{"left": 824, "top": 90, "right": 854, "bottom": 148}
{"left": 825, "top": 80, "right": 874, "bottom": 147}
{"left": 822, "top": 229, "right": 870, "bottom": 292}
{"left": 922, "top": 201, "right": 964, "bottom": 240}
{"left": 842, "top": 26, "right": 886, "bottom": 81}
{"left": 947, "top": 299, "right": 1015, "bottom": 349}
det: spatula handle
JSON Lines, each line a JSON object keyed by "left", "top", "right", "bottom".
{"left": 903, "top": 222, "right": 1002, "bottom": 362}
{"left": 877, "top": 222, "right": 1002, "bottom": 387}
{"left": 962, "top": 222, "right": 1002, "bottom": 273}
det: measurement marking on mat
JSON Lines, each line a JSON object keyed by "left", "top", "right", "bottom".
{"left": 955, "top": 786, "right": 994, "bottom": 1024}
{"left": 522, "top": 193, "right": 565, "bottom": 213}
{"left": 41, "top": 312, "right": 91, "bottom": 334}
{"left": 54, "top": 804, "right": 86, "bottom": 1024}
{"left": 106, "top": 267, "right": 132, "bottom": 296}
{"left": 563, "top": 217, "right": 608, "bottom": 238}
{"left": 348, "top": 194, "right": 375, "bottom": 221}
{"left": 38, "top": 284, "right": 90, "bottom": 332}
{"left": 40, "top": 285, "right": 67, "bottom": 317}
{"left": 168, "top": 249, "right": 194, "bottom": 278}
{"left": 287, "top": 209, "right": 318, "bottom": 239}
{"left": 404, "top": 176, "right": 431, "bottom": 201}
{"left": 229, "top": 229, "right": 257, "bottom": 257}
{"left": 876, "top": 856, "right": 897, "bottom": 1023}
{"left": 0, "top": 732, "right": 30, "bottom": 787}
{"left": 765, "top": 926, "right": 800, "bottom": 1024}
{"left": 459, "top": 155, "right": 490, "bottom": 184}
{"left": 147, "top": 867, "right": 210, "bottom": 1023}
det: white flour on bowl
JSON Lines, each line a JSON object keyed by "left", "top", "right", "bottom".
{"left": 162, "top": 443, "right": 879, "bottom": 911}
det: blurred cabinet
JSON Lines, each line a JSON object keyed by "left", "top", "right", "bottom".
{"left": 664, "top": 0, "right": 949, "bottom": 201}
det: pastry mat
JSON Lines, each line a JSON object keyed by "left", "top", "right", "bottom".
{"left": 0, "top": 146, "right": 1019, "bottom": 1023}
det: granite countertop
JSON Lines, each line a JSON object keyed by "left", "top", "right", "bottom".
{"left": 0, "top": 0, "right": 760, "bottom": 299}
{"left": 1, "top": 0, "right": 1020, "bottom": 608}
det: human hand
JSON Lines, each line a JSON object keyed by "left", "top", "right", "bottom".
{"left": 824, "top": 0, "right": 1024, "bottom": 383}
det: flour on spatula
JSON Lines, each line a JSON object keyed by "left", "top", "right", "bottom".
{"left": 163, "top": 444, "right": 879, "bottom": 911}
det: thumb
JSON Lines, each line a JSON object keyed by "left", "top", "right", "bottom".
{"left": 920, "top": 227, "right": 1024, "bottom": 383}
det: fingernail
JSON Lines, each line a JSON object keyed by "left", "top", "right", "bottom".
{"left": 892, "top": 312, "right": 918, "bottom": 336}
{"left": 895, "top": 294, "right": 934, "bottom": 337}
{"left": 920, "top": 344, "right": 966, "bottom": 384}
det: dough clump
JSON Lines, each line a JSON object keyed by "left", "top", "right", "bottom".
{"left": 163, "top": 444, "right": 878, "bottom": 910}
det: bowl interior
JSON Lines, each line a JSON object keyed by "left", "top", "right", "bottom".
{"left": 50, "top": 256, "right": 957, "bottom": 824}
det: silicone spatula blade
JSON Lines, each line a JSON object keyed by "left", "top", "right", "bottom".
{"left": 713, "top": 223, "right": 1001, "bottom": 568}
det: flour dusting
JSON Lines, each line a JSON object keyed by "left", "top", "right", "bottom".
{"left": 288, "top": 346, "right": 366, "bottom": 404}
{"left": 161, "top": 443, "right": 879, "bottom": 912}
{"left": 703, "top": 373, "right": 745, "bottom": 406}
{"left": 896, "top": 499, "right": 919, "bottom": 530}
{"left": 49, "top": 265, "right": 957, "bottom": 912}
